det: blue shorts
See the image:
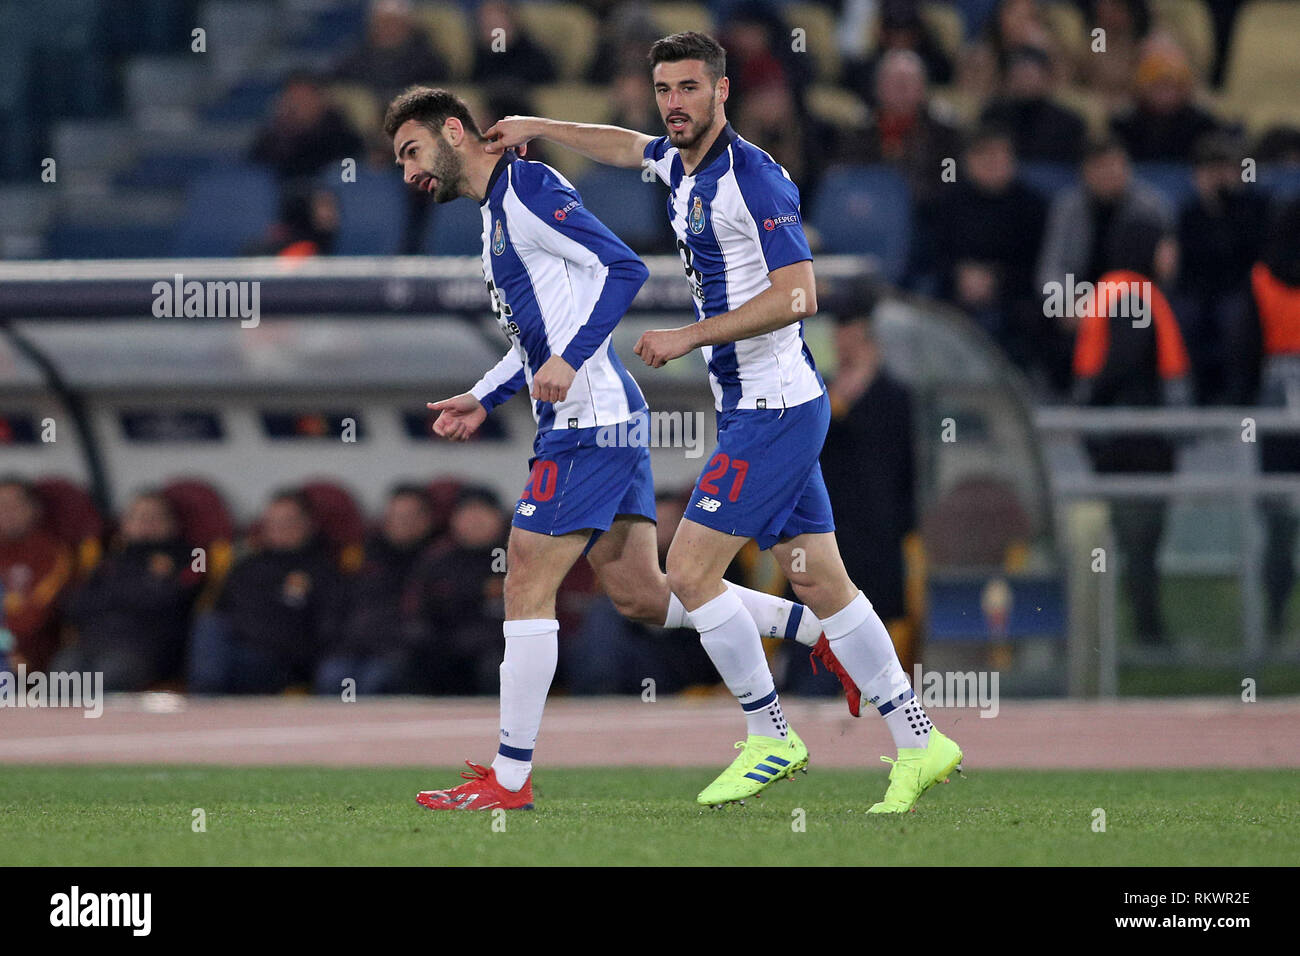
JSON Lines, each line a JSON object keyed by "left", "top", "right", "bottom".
{"left": 685, "top": 391, "right": 836, "bottom": 550}
{"left": 513, "top": 410, "right": 657, "bottom": 553}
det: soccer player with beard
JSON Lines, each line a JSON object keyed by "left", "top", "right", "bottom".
{"left": 384, "top": 87, "right": 853, "bottom": 811}
{"left": 483, "top": 32, "right": 964, "bottom": 812}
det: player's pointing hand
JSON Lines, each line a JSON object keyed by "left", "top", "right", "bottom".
{"left": 530, "top": 355, "right": 575, "bottom": 404}
{"left": 428, "top": 393, "right": 486, "bottom": 442}
{"left": 483, "top": 116, "right": 539, "bottom": 156}
{"left": 633, "top": 328, "right": 696, "bottom": 369}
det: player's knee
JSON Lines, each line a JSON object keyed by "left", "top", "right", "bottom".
{"left": 665, "top": 565, "right": 710, "bottom": 609}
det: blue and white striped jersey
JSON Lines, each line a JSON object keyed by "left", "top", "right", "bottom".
{"left": 643, "top": 124, "right": 824, "bottom": 413}
{"left": 468, "top": 154, "right": 649, "bottom": 434}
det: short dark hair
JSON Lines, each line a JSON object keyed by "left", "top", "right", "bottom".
{"left": 383, "top": 85, "right": 482, "bottom": 140}
{"left": 269, "top": 487, "right": 315, "bottom": 521}
{"left": 389, "top": 483, "right": 433, "bottom": 510}
{"left": 649, "top": 31, "right": 727, "bottom": 84}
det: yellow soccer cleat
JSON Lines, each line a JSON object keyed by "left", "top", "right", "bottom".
{"left": 866, "top": 728, "right": 964, "bottom": 814}
{"left": 697, "top": 729, "right": 809, "bottom": 807}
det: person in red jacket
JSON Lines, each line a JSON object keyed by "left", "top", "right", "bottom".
{"left": 0, "top": 476, "right": 74, "bottom": 671}
{"left": 1072, "top": 221, "right": 1192, "bottom": 645}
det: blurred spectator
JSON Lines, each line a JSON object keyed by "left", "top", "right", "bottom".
{"left": 1072, "top": 221, "right": 1191, "bottom": 645}
{"left": 400, "top": 486, "right": 507, "bottom": 694}
{"left": 587, "top": 2, "right": 659, "bottom": 85}
{"left": 1110, "top": 37, "right": 1224, "bottom": 162}
{"left": 820, "top": 301, "right": 919, "bottom": 669}
{"left": 1236, "top": 198, "right": 1300, "bottom": 639}
{"left": 471, "top": 1, "right": 556, "bottom": 85}
{"left": 845, "top": 0, "right": 954, "bottom": 101}
{"left": 314, "top": 485, "right": 435, "bottom": 695}
{"left": 248, "top": 72, "right": 365, "bottom": 184}
{"left": 918, "top": 125, "right": 1048, "bottom": 369}
{"left": 1174, "top": 132, "right": 1267, "bottom": 404}
{"left": 720, "top": 1, "right": 812, "bottom": 111}
{"left": 1082, "top": 0, "right": 1153, "bottom": 107}
{"left": 188, "top": 490, "right": 340, "bottom": 693}
{"left": 979, "top": 45, "right": 1086, "bottom": 163}
{"left": 1038, "top": 137, "right": 1172, "bottom": 388}
{"left": 981, "top": 0, "right": 1070, "bottom": 78}
{"left": 838, "top": 49, "right": 961, "bottom": 204}
{"left": 562, "top": 492, "right": 716, "bottom": 694}
{"left": 243, "top": 188, "right": 340, "bottom": 257}
{"left": 0, "top": 477, "right": 73, "bottom": 672}
{"left": 333, "top": 0, "right": 448, "bottom": 102}
{"left": 53, "top": 491, "right": 199, "bottom": 691}
{"left": 607, "top": 68, "right": 662, "bottom": 135}
{"left": 733, "top": 81, "right": 834, "bottom": 196}
{"left": 1255, "top": 126, "right": 1300, "bottom": 166}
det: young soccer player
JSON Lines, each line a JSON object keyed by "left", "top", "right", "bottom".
{"left": 483, "top": 33, "right": 964, "bottom": 812}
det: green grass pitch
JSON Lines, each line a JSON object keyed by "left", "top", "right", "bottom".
{"left": 2, "top": 766, "right": 1296, "bottom": 866}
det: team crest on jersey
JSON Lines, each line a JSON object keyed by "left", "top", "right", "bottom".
{"left": 688, "top": 195, "right": 707, "bottom": 235}
{"left": 492, "top": 220, "right": 505, "bottom": 255}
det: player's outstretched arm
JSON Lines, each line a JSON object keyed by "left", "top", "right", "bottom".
{"left": 484, "top": 116, "right": 651, "bottom": 170}
{"left": 634, "top": 261, "right": 818, "bottom": 368}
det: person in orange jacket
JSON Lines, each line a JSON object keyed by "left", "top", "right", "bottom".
{"left": 1072, "top": 221, "right": 1192, "bottom": 645}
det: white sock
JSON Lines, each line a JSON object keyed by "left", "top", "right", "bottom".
{"left": 822, "top": 591, "right": 932, "bottom": 749}
{"left": 688, "top": 588, "right": 787, "bottom": 738}
{"left": 491, "top": 618, "right": 558, "bottom": 791}
{"left": 666, "top": 585, "right": 822, "bottom": 645}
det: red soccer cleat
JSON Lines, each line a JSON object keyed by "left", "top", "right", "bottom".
{"left": 416, "top": 760, "right": 535, "bottom": 811}
{"left": 810, "top": 634, "right": 862, "bottom": 718}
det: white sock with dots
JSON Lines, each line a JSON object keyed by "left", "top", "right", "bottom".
{"left": 821, "top": 591, "right": 932, "bottom": 749}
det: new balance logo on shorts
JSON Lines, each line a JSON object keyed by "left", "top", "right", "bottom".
{"left": 696, "top": 497, "right": 722, "bottom": 512}
{"left": 516, "top": 502, "right": 537, "bottom": 516}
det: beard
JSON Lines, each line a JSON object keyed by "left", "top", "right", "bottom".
{"left": 427, "top": 140, "right": 465, "bottom": 204}
{"left": 665, "top": 99, "right": 717, "bottom": 151}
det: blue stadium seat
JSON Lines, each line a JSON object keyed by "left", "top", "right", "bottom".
{"left": 115, "top": 152, "right": 218, "bottom": 189}
{"left": 422, "top": 198, "right": 486, "bottom": 256}
{"left": 46, "top": 222, "right": 174, "bottom": 259}
{"left": 1133, "top": 162, "right": 1196, "bottom": 211}
{"left": 174, "top": 164, "right": 278, "bottom": 256}
{"left": 1260, "top": 164, "right": 1300, "bottom": 201}
{"left": 326, "top": 169, "right": 407, "bottom": 255}
{"left": 810, "top": 165, "right": 911, "bottom": 283}
{"left": 1018, "top": 161, "right": 1078, "bottom": 201}
{"left": 573, "top": 166, "right": 668, "bottom": 252}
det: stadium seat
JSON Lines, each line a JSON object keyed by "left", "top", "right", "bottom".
{"left": 514, "top": 3, "right": 598, "bottom": 82}
{"left": 809, "top": 165, "right": 911, "bottom": 284}
{"left": 785, "top": 2, "right": 842, "bottom": 82}
{"left": 414, "top": 2, "right": 474, "bottom": 81}
{"left": 173, "top": 164, "right": 278, "bottom": 256}
{"left": 422, "top": 193, "right": 487, "bottom": 255}
{"left": 329, "top": 83, "right": 382, "bottom": 141}
{"left": 32, "top": 476, "right": 104, "bottom": 578}
{"left": 114, "top": 152, "right": 219, "bottom": 189}
{"left": 921, "top": 474, "right": 1032, "bottom": 569}
{"left": 1224, "top": 1, "right": 1300, "bottom": 109}
{"left": 650, "top": 3, "right": 715, "bottom": 38}
{"left": 921, "top": 2, "right": 966, "bottom": 62}
{"left": 1133, "top": 162, "right": 1196, "bottom": 210}
{"left": 161, "top": 477, "right": 236, "bottom": 610}
{"left": 1151, "top": 0, "right": 1216, "bottom": 80}
{"left": 805, "top": 85, "right": 869, "bottom": 131}
{"left": 1260, "top": 164, "right": 1300, "bottom": 201}
{"left": 426, "top": 476, "right": 464, "bottom": 540}
{"left": 324, "top": 168, "right": 407, "bottom": 256}
{"left": 300, "top": 479, "right": 367, "bottom": 572}
{"left": 46, "top": 222, "right": 175, "bottom": 259}
{"left": 574, "top": 165, "right": 669, "bottom": 251}
{"left": 1017, "top": 161, "right": 1078, "bottom": 200}
{"left": 531, "top": 84, "right": 614, "bottom": 180}
{"left": 1042, "top": 1, "right": 1086, "bottom": 58}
